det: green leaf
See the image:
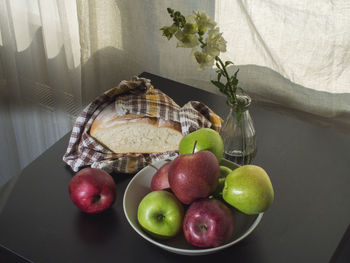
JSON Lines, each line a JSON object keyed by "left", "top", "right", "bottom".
{"left": 211, "top": 80, "right": 226, "bottom": 90}
{"left": 225, "top": 61, "right": 233, "bottom": 66}
{"left": 217, "top": 72, "right": 222, "bottom": 82}
{"left": 231, "top": 77, "right": 238, "bottom": 86}
{"left": 167, "top": 8, "right": 174, "bottom": 15}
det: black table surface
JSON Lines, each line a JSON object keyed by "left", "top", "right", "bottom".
{"left": 1, "top": 72, "right": 350, "bottom": 263}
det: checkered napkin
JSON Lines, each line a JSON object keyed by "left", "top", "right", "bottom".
{"left": 63, "top": 76, "right": 222, "bottom": 174}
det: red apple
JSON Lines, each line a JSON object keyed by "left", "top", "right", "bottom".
{"left": 68, "top": 168, "right": 116, "bottom": 214}
{"left": 183, "top": 198, "right": 235, "bottom": 248}
{"left": 150, "top": 161, "right": 172, "bottom": 191}
{"left": 168, "top": 150, "right": 220, "bottom": 204}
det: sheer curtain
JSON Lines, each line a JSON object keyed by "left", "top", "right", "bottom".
{"left": 215, "top": 0, "right": 350, "bottom": 130}
{"left": 1, "top": 0, "right": 349, "bottom": 187}
{"left": 0, "top": 0, "right": 81, "bottom": 187}
{"left": 77, "top": 0, "right": 350, "bottom": 130}
{"left": 76, "top": 0, "right": 217, "bottom": 104}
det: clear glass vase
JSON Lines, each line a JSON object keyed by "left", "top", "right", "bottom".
{"left": 220, "top": 95, "right": 257, "bottom": 165}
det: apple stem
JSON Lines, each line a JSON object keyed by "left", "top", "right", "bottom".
{"left": 148, "top": 163, "right": 159, "bottom": 171}
{"left": 192, "top": 140, "right": 198, "bottom": 154}
{"left": 200, "top": 224, "right": 208, "bottom": 232}
{"left": 92, "top": 194, "right": 101, "bottom": 204}
{"left": 156, "top": 214, "right": 164, "bottom": 222}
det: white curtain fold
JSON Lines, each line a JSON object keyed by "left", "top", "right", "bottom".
{"left": 77, "top": 0, "right": 350, "bottom": 130}
{"left": 1, "top": 0, "right": 349, "bottom": 187}
{"left": 214, "top": 0, "right": 350, "bottom": 130}
{"left": 76, "top": 0, "right": 217, "bottom": 104}
{"left": 0, "top": 0, "right": 81, "bottom": 186}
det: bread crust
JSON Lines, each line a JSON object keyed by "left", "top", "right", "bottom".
{"left": 90, "top": 103, "right": 181, "bottom": 135}
{"left": 89, "top": 103, "right": 182, "bottom": 154}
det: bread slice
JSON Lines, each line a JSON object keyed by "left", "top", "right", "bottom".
{"left": 90, "top": 103, "right": 182, "bottom": 154}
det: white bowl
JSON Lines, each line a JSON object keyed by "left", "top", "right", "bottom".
{"left": 123, "top": 158, "right": 263, "bottom": 256}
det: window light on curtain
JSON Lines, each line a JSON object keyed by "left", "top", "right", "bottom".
{"left": 78, "top": 0, "right": 350, "bottom": 130}
{"left": 0, "top": 0, "right": 81, "bottom": 187}
{"left": 1, "top": 0, "right": 349, "bottom": 189}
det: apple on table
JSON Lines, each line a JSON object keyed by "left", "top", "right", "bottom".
{"left": 68, "top": 168, "right": 116, "bottom": 214}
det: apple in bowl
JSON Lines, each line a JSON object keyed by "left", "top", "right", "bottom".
{"left": 123, "top": 157, "right": 263, "bottom": 255}
{"left": 168, "top": 150, "right": 220, "bottom": 205}
{"left": 137, "top": 190, "right": 184, "bottom": 239}
{"left": 178, "top": 128, "right": 224, "bottom": 162}
{"left": 223, "top": 165, "right": 274, "bottom": 215}
{"left": 150, "top": 161, "right": 172, "bottom": 191}
{"left": 183, "top": 198, "right": 235, "bottom": 248}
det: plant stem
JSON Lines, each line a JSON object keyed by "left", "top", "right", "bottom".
{"left": 216, "top": 56, "right": 237, "bottom": 105}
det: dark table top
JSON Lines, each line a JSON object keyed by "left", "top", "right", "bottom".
{"left": 1, "top": 72, "right": 350, "bottom": 263}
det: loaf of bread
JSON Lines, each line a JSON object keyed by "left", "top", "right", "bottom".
{"left": 63, "top": 76, "right": 223, "bottom": 174}
{"left": 90, "top": 103, "right": 183, "bottom": 154}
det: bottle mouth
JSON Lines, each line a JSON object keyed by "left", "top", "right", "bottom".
{"left": 229, "top": 95, "right": 251, "bottom": 111}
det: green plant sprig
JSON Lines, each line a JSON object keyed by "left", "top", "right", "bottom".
{"left": 160, "top": 8, "right": 186, "bottom": 40}
{"left": 161, "top": 8, "right": 245, "bottom": 121}
{"left": 168, "top": 8, "right": 186, "bottom": 28}
{"left": 211, "top": 56, "right": 243, "bottom": 121}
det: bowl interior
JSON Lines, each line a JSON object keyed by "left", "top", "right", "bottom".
{"left": 123, "top": 158, "right": 263, "bottom": 255}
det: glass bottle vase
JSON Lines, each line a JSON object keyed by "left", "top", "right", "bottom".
{"left": 220, "top": 95, "right": 257, "bottom": 165}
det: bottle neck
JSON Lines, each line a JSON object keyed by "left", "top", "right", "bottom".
{"left": 228, "top": 95, "right": 251, "bottom": 112}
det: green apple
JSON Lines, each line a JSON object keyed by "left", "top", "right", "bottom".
{"left": 212, "top": 166, "right": 233, "bottom": 198}
{"left": 222, "top": 165, "right": 274, "bottom": 215}
{"left": 220, "top": 166, "right": 232, "bottom": 178}
{"left": 137, "top": 190, "right": 184, "bottom": 239}
{"left": 179, "top": 128, "right": 224, "bottom": 162}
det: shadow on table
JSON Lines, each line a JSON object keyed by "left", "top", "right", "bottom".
{"left": 0, "top": 173, "right": 21, "bottom": 215}
{"left": 74, "top": 208, "right": 119, "bottom": 244}
{"left": 330, "top": 224, "right": 350, "bottom": 263}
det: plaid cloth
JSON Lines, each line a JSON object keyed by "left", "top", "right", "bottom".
{"left": 63, "top": 76, "right": 223, "bottom": 174}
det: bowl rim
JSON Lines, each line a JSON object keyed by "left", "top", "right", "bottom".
{"left": 122, "top": 158, "right": 264, "bottom": 254}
